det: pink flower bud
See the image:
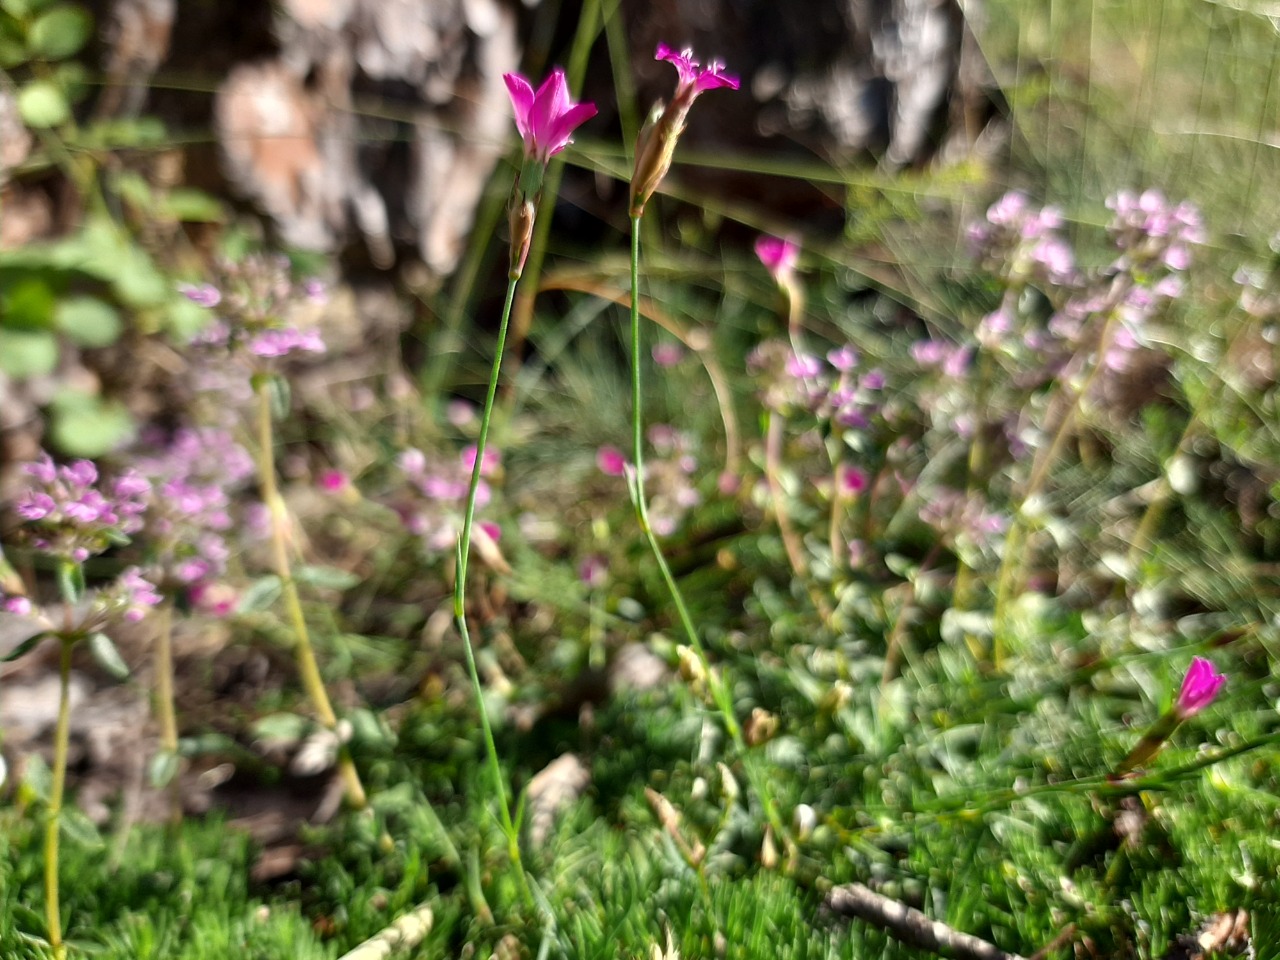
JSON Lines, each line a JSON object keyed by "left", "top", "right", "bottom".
{"left": 1175, "top": 656, "right": 1225, "bottom": 718}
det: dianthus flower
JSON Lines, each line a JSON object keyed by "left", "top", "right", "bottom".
{"left": 631, "top": 44, "right": 739, "bottom": 216}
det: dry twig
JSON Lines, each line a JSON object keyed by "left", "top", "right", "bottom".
{"left": 824, "top": 883, "right": 1027, "bottom": 960}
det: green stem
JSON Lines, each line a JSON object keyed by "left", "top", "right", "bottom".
{"left": 154, "top": 598, "right": 182, "bottom": 825}
{"left": 254, "top": 379, "right": 367, "bottom": 810}
{"left": 628, "top": 215, "right": 792, "bottom": 857}
{"left": 453, "top": 273, "right": 534, "bottom": 910}
{"left": 45, "top": 637, "right": 72, "bottom": 960}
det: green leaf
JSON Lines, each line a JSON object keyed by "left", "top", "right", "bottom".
{"left": 148, "top": 750, "right": 180, "bottom": 789}
{"left": 161, "top": 188, "right": 225, "bottom": 223}
{"left": 0, "top": 0, "right": 58, "bottom": 17}
{"left": 16, "top": 79, "right": 69, "bottom": 128}
{"left": 55, "top": 296, "right": 122, "bottom": 347}
{"left": 268, "top": 373, "right": 290, "bottom": 420}
{"left": 236, "top": 575, "right": 281, "bottom": 613}
{"left": 294, "top": 564, "right": 361, "bottom": 592}
{"left": 109, "top": 246, "right": 169, "bottom": 308}
{"left": 59, "top": 807, "right": 105, "bottom": 849}
{"left": 2, "top": 275, "right": 58, "bottom": 329}
{"left": 0, "top": 328, "right": 58, "bottom": 376}
{"left": 55, "top": 560, "right": 82, "bottom": 604}
{"left": 28, "top": 5, "right": 92, "bottom": 59}
{"left": 251, "top": 712, "right": 310, "bottom": 743}
{"left": 19, "top": 753, "right": 51, "bottom": 802}
{"left": 168, "top": 295, "right": 212, "bottom": 340}
{"left": 1, "top": 630, "right": 52, "bottom": 662}
{"left": 87, "top": 631, "right": 129, "bottom": 680}
{"left": 49, "top": 389, "right": 135, "bottom": 457}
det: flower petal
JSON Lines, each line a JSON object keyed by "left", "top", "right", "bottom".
{"left": 545, "top": 100, "right": 598, "bottom": 156}
{"left": 529, "top": 67, "right": 572, "bottom": 156}
{"left": 503, "top": 73, "right": 535, "bottom": 146}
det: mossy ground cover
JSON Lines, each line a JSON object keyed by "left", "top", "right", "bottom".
{"left": 3, "top": 2, "right": 1280, "bottom": 959}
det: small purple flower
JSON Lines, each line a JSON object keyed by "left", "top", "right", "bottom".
{"left": 786, "top": 353, "right": 823, "bottom": 379}
{"left": 248, "top": 326, "right": 326, "bottom": 358}
{"left": 1175, "top": 656, "right": 1225, "bottom": 718}
{"left": 503, "top": 67, "right": 598, "bottom": 166}
{"left": 446, "top": 400, "right": 476, "bottom": 427}
{"left": 579, "top": 554, "right": 608, "bottom": 589}
{"left": 301, "top": 278, "right": 328, "bottom": 304}
{"left": 2, "top": 595, "right": 34, "bottom": 617}
{"left": 827, "top": 345, "right": 859, "bottom": 371}
{"left": 652, "top": 342, "right": 685, "bottom": 367}
{"left": 178, "top": 283, "right": 222, "bottom": 308}
{"left": 462, "top": 445, "right": 501, "bottom": 477}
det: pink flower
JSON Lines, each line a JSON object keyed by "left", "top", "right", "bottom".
{"left": 655, "top": 44, "right": 740, "bottom": 96}
{"left": 503, "top": 67, "right": 598, "bottom": 166}
{"left": 754, "top": 235, "right": 799, "bottom": 283}
{"left": 652, "top": 342, "right": 685, "bottom": 367}
{"left": 2, "top": 595, "right": 33, "bottom": 617}
{"left": 1175, "top": 656, "right": 1225, "bottom": 718}
{"left": 318, "top": 470, "right": 349, "bottom": 493}
{"left": 596, "top": 445, "right": 627, "bottom": 477}
{"left": 837, "top": 465, "right": 869, "bottom": 497}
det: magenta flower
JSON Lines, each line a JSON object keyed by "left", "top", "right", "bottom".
{"left": 655, "top": 44, "right": 740, "bottom": 97}
{"left": 1175, "top": 657, "right": 1225, "bottom": 718}
{"left": 503, "top": 67, "right": 598, "bottom": 167}
{"left": 754, "top": 235, "right": 799, "bottom": 283}
{"left": 630, "top": 44, "right": 739, "bottom": 216}
{"left": 318, "top": 470, "right": 349, "bottom": 493}
{"left": 596, "top": 445, "right": 627, "bottom": 477}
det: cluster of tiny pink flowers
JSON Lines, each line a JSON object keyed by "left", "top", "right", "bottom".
{"left": 918, "top": 488, "right": 1008, "bottom": 552}
{"left": 910, "top": 339, "right": 972, "bottom": 378}
{"left": 749, "top": 341, "right": 885, "bottom": 430}
{"left": 182, "top": 254, "right": 327, "bottom": 360}
{"left": 392, "top": 446, "right": 500, "bottom": 555}
{"left": 1044, "top": 191, "right": 1202, "bottom": 373}
{"left": 967, "top": 192, "right": 1075, "bottom": 285}
{"left": 1105, "top": 189, "right": 1204, "bottom": 273}
{"left": 640, "top": 426, "right": 702, "bottom": 536}
{"left": 597, "top": 429, "right": 702, "bottom": 536}
{"left": 131, "top": 426, "right": 254, "bottom": 593}
{"left": 103, "top": 566, "right": 165, "bottom": 622}
{"left": 13, "top": 454, "right": 151, "bottom": 562}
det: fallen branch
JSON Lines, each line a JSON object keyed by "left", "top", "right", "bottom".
{"left": 824, "top": 883, "right": 1027, "bottom": 960}
{"left": 336, "top": 903, "right": 434, "bottom": 960}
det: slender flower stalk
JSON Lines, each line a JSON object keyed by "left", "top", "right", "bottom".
{"left": 449, "top": 67, "right": 594, "bottom": 907}
{"left": 452, "top": 274, "right": 531, "bottom": 904}
{"left": 45, "top": 635, "right": 73, "bottom": 960}
{"left": 153, "top": 599, "right": 182, "bottom": 824}
{"left": 253, "top": 378, "right": 367, "bottom": 810}
{"left": 625, "top": 47, "right": 791, "bottom": 859}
